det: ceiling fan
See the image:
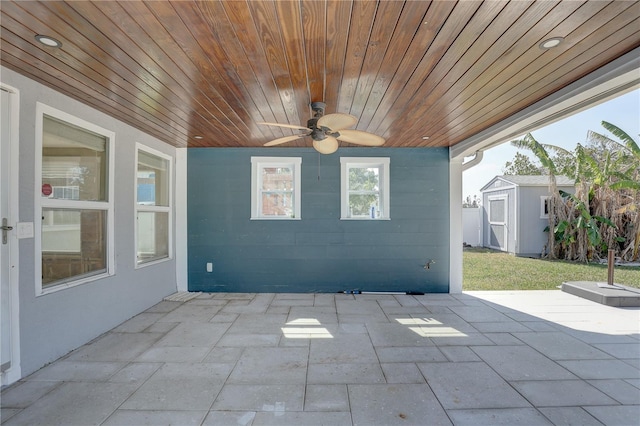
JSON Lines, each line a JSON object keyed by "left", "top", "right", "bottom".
{"left": 258, "top": 102, "right": 385, "bottom": 154}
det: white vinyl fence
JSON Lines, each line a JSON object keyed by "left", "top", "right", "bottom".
{"left": 462, "top": 207, "right": 482, "bottom": 247}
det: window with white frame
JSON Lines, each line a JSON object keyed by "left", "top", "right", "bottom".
{"left": 37, "top": 104, "right": 114, "bottom": 293}
{"left": 340, "top": 157, "right": 390, "bottom": 220}
{"left": 251, "top": 157, "right": 301, "bottom": 219}
{"left": 136, "top": 145, "right": 172, "bottom": 265}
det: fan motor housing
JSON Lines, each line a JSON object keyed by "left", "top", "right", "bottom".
{"left": 310, "top": 101, "right": 326, "bottom": 113}
{"left": 310, "top": 126, "right": 327, "bottom": 141}
{"left": 308, "top": 102, "right": 328, "bottom": 140}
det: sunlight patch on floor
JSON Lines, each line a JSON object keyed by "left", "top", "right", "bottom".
{"left": 281, "top": 318, "right": 333, "bottom": 338}
{"left": 396, "top": 318, "right": 468, "bottom": 337}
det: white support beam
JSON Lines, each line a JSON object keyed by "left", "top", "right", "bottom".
{"left": 175, "top": 147, "right": 188, "bottom": 292}
{"left": 449, "top": 157, "right": 463, "bottom": 294}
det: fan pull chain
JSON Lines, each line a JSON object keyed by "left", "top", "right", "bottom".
{"left": 317, "top": 152, "right": 321, "bottom": 180}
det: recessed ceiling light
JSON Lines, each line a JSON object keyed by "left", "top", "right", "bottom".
{"left": 539, "top": 37, "right": 564, "bottom": 50}
{"left": 422, "top": 136, "right": 430, "bottom": 140}
{"left": 193, "top": 135, "right": 203, "bottom": 140}
{"left": 35, "top": 35, "right": 62, "bottom": 48}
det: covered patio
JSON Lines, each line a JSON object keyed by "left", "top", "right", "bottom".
{"left": 2, "top": 290, "right": 638, "bottom": 425}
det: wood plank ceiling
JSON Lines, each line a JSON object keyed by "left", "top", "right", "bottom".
{"left": 2, "top": 1, "right": 639, "bottom": 149}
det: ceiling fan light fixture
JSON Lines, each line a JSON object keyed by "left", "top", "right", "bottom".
{"left": 35, "top": 34, "right": 62, "bottom": 48}
{"left": 259, "top": 100, "right": 385, "bottom": 154}
{"left": 539, "top": 37, "right": 564, "bottom": 50}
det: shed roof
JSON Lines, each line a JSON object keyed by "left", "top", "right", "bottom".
{"left": 480, "top": 175, "right": 575, "bottom": 192}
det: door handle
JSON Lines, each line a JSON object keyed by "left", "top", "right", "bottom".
{"left": 2, "top": 218, "right": 13, "bottom": 244}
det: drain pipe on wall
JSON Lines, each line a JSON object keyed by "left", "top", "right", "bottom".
{"left": 461, "top": 150, "right": 484, "bottom": 172}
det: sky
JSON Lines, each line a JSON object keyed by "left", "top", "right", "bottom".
{"left": 462, "top": 88, "right": 640, "bottom": 199}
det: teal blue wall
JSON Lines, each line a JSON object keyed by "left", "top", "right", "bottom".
{"left": 187, "top": 147, "right": 450, "bottom": 293}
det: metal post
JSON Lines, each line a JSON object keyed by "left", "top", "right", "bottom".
{"left": 607, "top": 249, "right": 615, "bottom": 285}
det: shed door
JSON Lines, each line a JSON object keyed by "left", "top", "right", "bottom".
{"left": 488, "top": 195, "right": 508, "bottom": 251}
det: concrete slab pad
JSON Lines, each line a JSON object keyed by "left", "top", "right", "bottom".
{"left": 562, "top": 281, "right": 640, "bottom": 307}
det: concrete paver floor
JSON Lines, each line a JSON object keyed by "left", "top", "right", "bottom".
{"left": 1, "top": 290, "right": 639, "bottom": 425}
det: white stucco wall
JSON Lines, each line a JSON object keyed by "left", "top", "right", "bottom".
{"left": 1, "top": 67, "right": 179, "bottom": 378}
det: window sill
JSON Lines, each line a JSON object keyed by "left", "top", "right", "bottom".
{"left": 340, "top": 217, "right": 391, "bottom": 221}
{"left": 136, "top": 256, "right": 172, "bottom": 269}
{"left": 38, "top": 270, "right": 113, "bottom": 296}
{"left": 250, "top": 217, "right": 301, "bottom": 220}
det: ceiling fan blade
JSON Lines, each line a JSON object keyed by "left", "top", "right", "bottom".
{"left": 317, "top": 113, "right": 357, "bottom": 131}
{"left": 336, "top": 129, "right": 385, "bottom": 146}
{"left": 263, "top": 133, "right": 308, "bottom": 146}
{"left": 312, "top": 136, "right": 339, "bottom": 154}
{"left": 258, "top": 121, "right": 310, "bottom": 131}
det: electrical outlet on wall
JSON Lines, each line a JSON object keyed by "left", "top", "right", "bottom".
{"left": 206, "top": 262, "right": 213, "bottom": 273}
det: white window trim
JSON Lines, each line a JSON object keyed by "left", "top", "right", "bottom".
{"left": 135, "top": 143, "right": 173, "bottom": 268}
{"left": 540, "top": 195, "right": 550, "bottom": 219}
{"left": 35, "top": 103, "right": 115, "bottom": 295}
{"left": 340, "top": 157, "right": 390, "bottom": 220}
{"left": 250, "top": 156, "right": 302, "bottom": 220}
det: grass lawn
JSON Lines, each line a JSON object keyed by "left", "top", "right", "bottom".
{"left": 463, "top": 247, "right": 640, "bottom": 291}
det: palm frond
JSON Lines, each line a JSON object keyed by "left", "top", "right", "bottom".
{"left": 601, "top": 121, "right": 640, "bottom": 158}
{"left": 511, "top": 134, "right": 557, "bottom": 175}
{"left": 610, "top": 180, "right": 640, "bottom": 191}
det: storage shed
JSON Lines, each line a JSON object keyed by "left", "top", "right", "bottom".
{"left": 480, "top": 175, "right": 575, "bottom": 257}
